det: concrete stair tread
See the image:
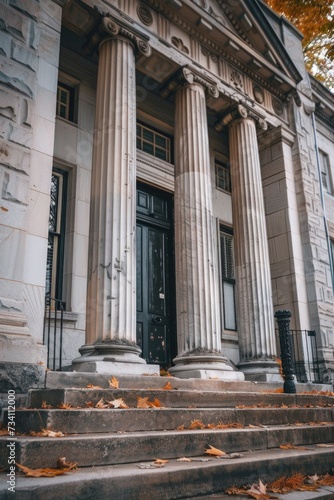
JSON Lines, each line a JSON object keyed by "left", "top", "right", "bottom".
{"left": 2, "top": 424, "right": 333, "bottom": 469}
{"left": 27, "top": 387, "right": 334, "bottom": 409}
{"left": 1, "top": 447, "right": 333, "bottom": 499}
{"left": 9, "top": 406, "right": 334, "bottom": 434}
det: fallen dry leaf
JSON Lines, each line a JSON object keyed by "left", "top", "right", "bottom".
{"left": 279, "top": 443, "right": 309, "bottom": 450}
{"left": 137, "top": 397, "right": 150, "bottom": 409}
{"left": 163, "top": 381, "right": 173, "bottom": 390}
{"left": 177, "top": 457, "right": 192, "bottom": 462}
{"left": 107, "top": 398, "right": 128, "bottom": 409}
{"left": 16, "top": 463, "right": 75, "bottom": 477}
{"left": 148, "top": 398, "right": 164, "bottom": 408}
{"left": 204, "top": 445, "right": 226, "bottom": 457}
{"left": 86, "top": 384, "right": 102, "bottom": 389}
{"left": 41, "top": 401, "right": 52, "bottom": 409}
{"left": 95, "top": 398, "right": 108, "bottom": 409}
{"left": 30, "top": 429, "right": 65, "bottom": 438}
{"left": 316, "top": 443, "right": 334, "bottom": 447}
{"left": 86, "top": 401, "right": 94, "bottom": 408}
{"left": 246, "top": 479, "right": 278, "bottom": 499}
{"left": 154, "top": 459, "right": 169, "bottom": 465}
{"left": 57, "top": 403, "right": 72, "bottom": 410}
{"left": 109, "top": 376, "right": 119, "bottom": 389}
{"left": 189, "top": 419, "right": 206, "bottom": 430}
{"left": 0, "top": 429, "right": 9, "bottom": 436}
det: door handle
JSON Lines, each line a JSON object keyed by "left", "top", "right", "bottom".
{"left": 152, "top": 316, "right": 162, "bottom": 324}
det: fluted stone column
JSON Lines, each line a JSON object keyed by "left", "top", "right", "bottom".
{"left": 226, "top": 106, "right": 279, "bottom": 380}
{"left": 73, "top": 17, "right": 157, "bottom": 375}
{"left": 168, "top": 69, "right": 243, "bottom": 380}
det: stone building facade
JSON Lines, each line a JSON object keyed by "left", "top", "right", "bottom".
{"left": 0, "top": 0, "right": 333, "bottom": 399}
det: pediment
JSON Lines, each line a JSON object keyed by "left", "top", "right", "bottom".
{"left": 167, "top": 0, "right": 302, "bottom": 93}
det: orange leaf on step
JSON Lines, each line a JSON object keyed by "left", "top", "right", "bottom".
{"left": 30, "top": 429, "right": 64, "bottom": 438}
{"left": 57, "top": 403, "right": 72, "bottom": 410}
{"left": 204, "top": 445, "right": 226, "bottom": 457}
{"left": 86, "top": 384, "right": 102, "bottom": 389}
{"left": 41, "top": 401, "right": 52, "bottom": 409}
{"left": 109, "top": 376, "right": 119, "bottom": 389}
{"left": 95, "top": 398, "right": 108, "bottom": 409}
{"left": 148, "top": 398, "right": 164, "bottom": 408}
{"left": 279, "top": 443, "right": 309, "bottom": 450}
{"left": 137, "top": 397, "right": 150, "bottom": 408}
{"left": 16, "top": 463, "right": 75, "bottom": 477}
{"left": 163, "top": 381, "right": 173, "bottom": 390}
{"left": 189, "top": 419, "right": 206, "bottom": 429}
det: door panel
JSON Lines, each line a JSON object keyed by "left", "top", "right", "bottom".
{"left": 136, "top": 184, "right": 174, "bottom": 367}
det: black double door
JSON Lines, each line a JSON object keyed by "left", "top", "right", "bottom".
{"left": 136, "top": 183, "right": 175, "bottom": 368}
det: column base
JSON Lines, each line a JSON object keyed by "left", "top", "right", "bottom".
{"left": 169, "top": 354, "right": 245, "bottom": 381}
{"left": 238, "top": 360, "right": 281, "bottom": 382}
{"left": 72, "top": 340, "right": 160, "bottom": 376}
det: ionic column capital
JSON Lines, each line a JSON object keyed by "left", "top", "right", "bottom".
{"left": 215, "top": 104, "right": 267, "bottom": 132}
{"left": 84, "top": 14, "right": 152, "bottom": 57}
{"left": 161, "top": 66, "right": 219, "bottom": 100}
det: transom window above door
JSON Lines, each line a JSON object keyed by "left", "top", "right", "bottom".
{"left": 136, "top": 122, "right": 172, "bottom": 163}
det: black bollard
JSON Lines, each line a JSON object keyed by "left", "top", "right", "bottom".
{"left": 274, "top": 310, "right": 296, "bottom": 394}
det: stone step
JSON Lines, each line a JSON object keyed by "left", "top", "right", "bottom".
{"left": 6, "top": 407, "right": 334, "bottom": 434}
{"left": 27, "top": 387, "right": 334, "bottom": 409}
{"left": 45, "top": 371, "right": 332, "bottom": 393}
{"left": 1, "top": 424, "right": 334, "bottom": 469}
{"left": 0, "top": 447, "right": 333, "bottom": 500}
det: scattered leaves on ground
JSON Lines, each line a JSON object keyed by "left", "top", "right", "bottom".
{"left": 226, "top": 473, "right": 334, "bottom": 497}
{"left": 109, "top": 376, "right": 119, "bottom": 389}
{"left": 205, "top": 445, "right": 226, "bottom": 457}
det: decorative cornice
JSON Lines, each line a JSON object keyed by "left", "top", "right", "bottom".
{"left": 161, "top": 66, "right": 219, "bottom": 99}
{"left": 84, "top": 14, "right": 152, "bottom": 57}
{"left": 215, "top": 104, "right": 267, "bottom": 131}
{"left": 143, "top": 0, "right": 291, "bottom": 101}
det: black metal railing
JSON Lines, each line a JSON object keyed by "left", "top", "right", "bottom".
{"left": 275, "top": 329, "right": 323, "bottom": 384}
{"left": 43, "top": 296, "right": 64, "bottom": 371}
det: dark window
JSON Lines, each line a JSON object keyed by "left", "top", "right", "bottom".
{"left": 220, "top": 227, "right": 237, "bottom": 331}
{"left": 46, "top": 170, "right": 67, "bottom": 306}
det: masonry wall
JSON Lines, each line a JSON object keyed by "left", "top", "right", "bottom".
{"left": 0, "top": 0, "right": 63, "bottom": 400}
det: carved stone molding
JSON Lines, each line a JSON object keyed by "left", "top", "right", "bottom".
{"left": 84, "top": 14, "right": 152, "bottom": 57}
{"left": 215, "top": 104, "right": 267, "bottom": 131}
{"left": 161, "top": 66, "right": 219, "bottom": 100}
{"left": 137, "top": 4, "right": 153, "bottom": 26}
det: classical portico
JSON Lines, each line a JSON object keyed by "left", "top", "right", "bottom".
{"left": 72, "top": 5, "right": 280, "bottom": 380}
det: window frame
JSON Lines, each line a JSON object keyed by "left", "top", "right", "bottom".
{"left": 319, "top": 150, "right": 333, "bottom": 195}
{"left": 219, "top": 225, "right": 237, "bottom": 332}
{"left": 136, "top": 121, "right": 173, "bottom": 164}
{"left": 215, "top": 159, "right": 231, "bottom": 194}
{"left": 46, "top": 169, "right": 68, "bottom": 308}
